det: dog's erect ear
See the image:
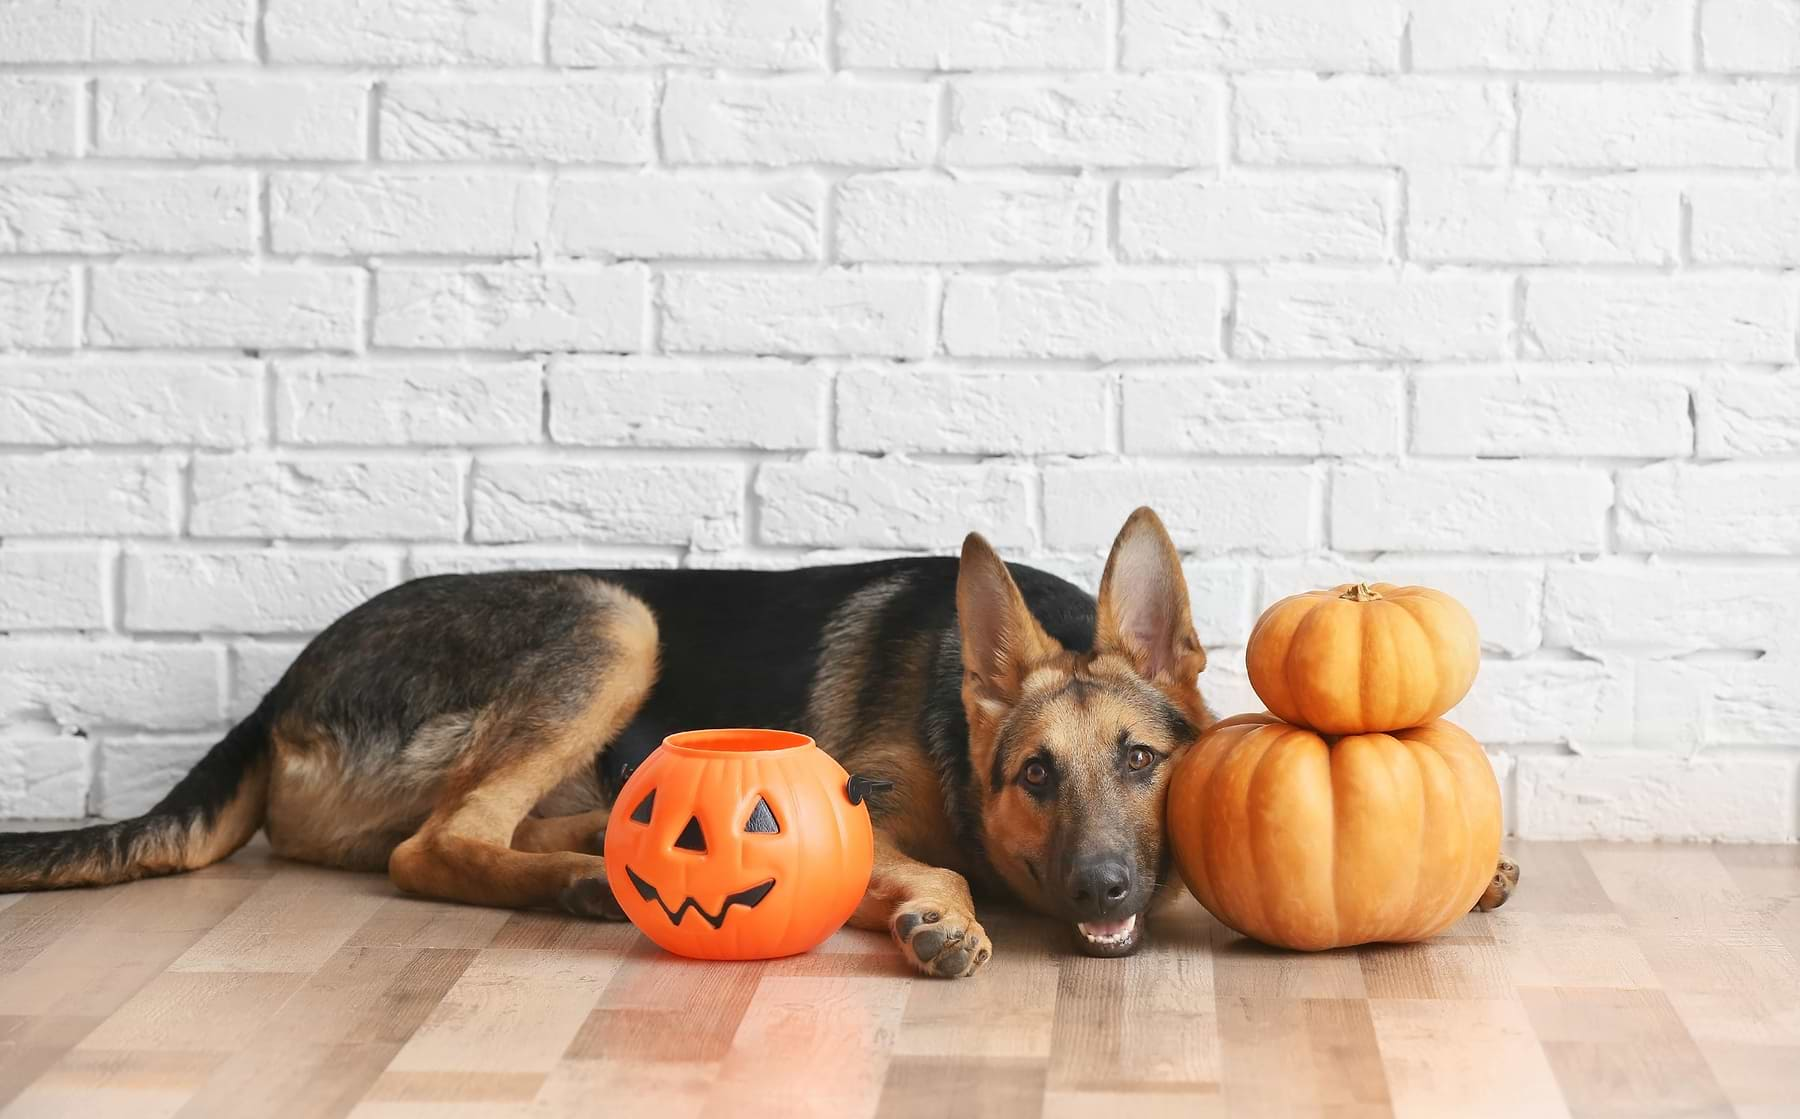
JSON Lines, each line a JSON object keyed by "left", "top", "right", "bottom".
{"left": 958, "top": 531, "right": 1060, "bottom": 716}
{"left": 1095, "top": 507, "right": 1206, "bottom": 687}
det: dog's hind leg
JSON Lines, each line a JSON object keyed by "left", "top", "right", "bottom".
{"left": 388, "top": 593, "right": 656, "bottom": 919}
{"left": 511, "top": 809, "right": 610, "bottom": 855}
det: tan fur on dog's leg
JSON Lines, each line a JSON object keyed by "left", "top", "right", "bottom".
{"left": 512, "top": 810, "right": 610, "bottom": 855}
{"left": 852, "top": 835, "right": 990, "bottom": 978}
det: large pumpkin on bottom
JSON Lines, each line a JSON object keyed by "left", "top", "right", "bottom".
{"left": 604, "top": 729, "right": 875, "bottom": 960}
{"left": 1167, "top": 713, "right": 1501, "bottom": 951}
{"left": 1247, "top": 582, "right": 1479, "bottom": 734}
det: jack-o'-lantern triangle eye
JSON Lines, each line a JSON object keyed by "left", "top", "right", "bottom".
{"left": 744, "top": 797, "right": 779, "bottom": 834}
{"left": 630, "top": 790, "right": 654, "bottom": 825}
{"left": 674, "top": 816, "right": 706, "bottom": 852}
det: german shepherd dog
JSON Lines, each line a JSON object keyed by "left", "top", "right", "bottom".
{"left": 0, "top": 508, "right": 1515, "bottom": 976}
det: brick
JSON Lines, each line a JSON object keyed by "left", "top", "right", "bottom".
{"left": 1118, "top": 173, "right": 1392, "bottom": 263}
{"left": 0, "top": 170, "right": 253, "bottom": 254}
{"left": 1332, "top": 464, "right": 1612, "bottom": 553}
{"left": 550, "top": 173, "right": 821, "bottom": 261}
{"left": 1519, "top": 83, "right": 1795, "bottom": 168}
{"left": 0, "top": 735, "right": 90, "bottom": 819}
{"left": 96, "top": 78, "right": 367, "bottom": 161}
{"left": 840, "top": 0, "right": 1106, "bottom": 69}
{"left": 1409, "top": 172, "right": 1680, "bottom": 265}
{"left": 1042, "top": 464, "right": 1317, "bottom": 554}
{"left": 660, "top": 269, "right": 932, "bottom": 358}
{"left": 1691, "top": 179, "right": 1800, "bottom": 265}
{"left": 836, "top": 173, "right": 1104, "bottom": 264}
{"left": 0, "top": 0, "right": 252, "bottom": 63}
{"left": 1235, "top": 271, "right": 1509, "bottom": 360}
{"left": 472, "top": 460, "right": 742, "bottom": 546}
{"left": 90, "top": 265, "right": 361, "bottom": 351}
{"left": 662, "top": 77, "right": 935, "bottom": 167}
{"left": 1411, "top": 0, "right": 1689, "bottom": 71}
{"left": 95, "top": 735, "right": 217, "bottom": 817}
{"left": 123, "top": 549, "right": 395, "bottom": 634}
{"left": 1122, "top": 0, "right": 1404, "bottom": 71}
{"left": 1702, "top": 0, "right": 1800, "bottom": 72}
{"left": 1696, "top": 370, "right": 1800, "bottom": 455}
{"left": 0, "top": 547, "right": 110, "bottom": 631}
{"left": 229, "top": 641, "right": 305, "bottom": 712}
{"left": 550, "top": 357, "right": 825, "bottom": 450}
{"left": 1411, "top": 368, "right": 1692, "bottom": 457}
{"left": 406, "top": 548, "right": 681, "bottom": 578}
{"left": 270, "top": 172, "right": 547, "bottom": 256}
{"left": 1521, "top": 276, "right": 1796, "bottom": 362}
{"left": 380, "top": 78, "right": 654, "bottom": 163}
{"left": 0, "top": 359, "right": 261, "bottom": 448}
{"left": 1516, "top": 755, "right": 1796, "bottom": 842}
{"left": 838, "top": 366, "right": 1109, "bottom": 455}
{"left": 0, "top": 78, "right": 78, "bottom": 156}
{"left": 757, "top": 457, "right": 1033, "bottom": 549}
{"left": 1123, "top": 367, "right": 1402, "bottom": 456}
{"left": 0, "top": 454, "right": 177, "bottom": 536}
{"left": 0, "top": 640, "right": 223, "bottom": 731}
{"left": 943, "top": 271, "right": 1221, "bottom": 360}
{"left": 1237, "top": 78, "right": 1511, "bottom": 166}
{"left": 947, "top": 77, "right": 1221, "bottom": 167}
{"left": 265, "top": 0, "right": 534, "bottom": 63}
{"left": 0, "top": 268, "right": 76, "bottom": 349}
{"left": 551, "top": 0, "right": 824, "bottom": 67}
{"left": 1545, "top": 562, "right": 1800, "bottom": 656}
{"left": 276, "top": 359, "right": 543, "bottom": 446}
{"left": 189, "top": 455, "right": 464, "bottom": 542}
{"left": 1449, "top": 659, "right": 1635, "bottom": 746}
{"left": 374, "top": 266, "right": 647, "bottom": 353}
{"left": 1264, "top": 561, "right": 1545, "bottom": 656}
{"left": 1616, "top": 462, "right": 1800, "bottom": 554}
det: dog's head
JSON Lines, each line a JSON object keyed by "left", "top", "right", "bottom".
{"left": 958, "top": 507, "right": 1209, "bottom": 958}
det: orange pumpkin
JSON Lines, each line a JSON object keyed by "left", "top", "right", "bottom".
{"left": 1167, "top": 713, "right": 1501, "bottom": 951}
{"left": 1247, "top": 582, "right": 1479, "bottom": 734}
{"left": 603, "top": 729, "right": 875, "bottom": 960}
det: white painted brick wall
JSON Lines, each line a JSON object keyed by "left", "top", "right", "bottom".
{"left": 1, "top": 0, "right": 1796, "bottom": 842}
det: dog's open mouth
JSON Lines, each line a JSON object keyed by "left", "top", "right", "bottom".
{"left": 1075, "top": 912, "right": 1144, "bottom": 957}
{"left": 624, "top": 867, "right": 775, "bottom": 930}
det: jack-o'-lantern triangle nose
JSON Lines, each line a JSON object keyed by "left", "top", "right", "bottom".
{"left": 674, "top": 816, "right": 706, "bottom": 852}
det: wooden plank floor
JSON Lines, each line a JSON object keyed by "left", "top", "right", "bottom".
{"left": 1, "top": 838, "right": 1796, "bottom": 1118}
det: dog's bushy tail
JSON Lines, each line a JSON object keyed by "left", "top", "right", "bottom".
{"left": 0, "top": 707, "right": 272, "bottom": 891}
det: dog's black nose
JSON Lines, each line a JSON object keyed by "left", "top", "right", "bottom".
{"left": 1066, "top": 855, "right": 1134, "bottom": 918}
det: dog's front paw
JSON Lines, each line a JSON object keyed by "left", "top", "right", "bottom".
{"left": 892, "top": 903, "right": 991, "bottom": 978}
{"left": 1474, "top": 855, "right": 1520, "bottom": 912}
{"left": 558, "top": 875, "right": 627, "bottom": 920}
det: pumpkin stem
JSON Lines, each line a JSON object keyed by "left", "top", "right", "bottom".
{"left": 1341, "top": 582, "right": 1381, "bottom": 603}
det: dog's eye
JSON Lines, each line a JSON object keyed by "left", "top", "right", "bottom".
{"left": 1022, "top": 759, "right": 1050, "bottom": 787}
{"left": 1127, "top": 746, "right": 1156, "bottom": 772}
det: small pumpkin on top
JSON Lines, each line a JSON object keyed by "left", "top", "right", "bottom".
{"left": 1246, "top": 582, "right": 1479, "bottom": 735}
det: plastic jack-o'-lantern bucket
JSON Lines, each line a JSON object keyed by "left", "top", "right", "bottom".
{"left": 603, "top": 729, "right": 877, "bottom": 960}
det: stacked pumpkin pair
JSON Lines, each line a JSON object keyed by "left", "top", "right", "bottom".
{"left": 1167, "top": 583, "right": 1502, "bottom": 951}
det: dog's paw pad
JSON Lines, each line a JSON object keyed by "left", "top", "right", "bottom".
{"left": 1474, "top": 855, "right": 1521, "bottom": 912}
{"left": 558, "top": 876, "right": 626, "bottom": 921}
{"left": 892, "top": 905, "right": 990, "bottom": 978}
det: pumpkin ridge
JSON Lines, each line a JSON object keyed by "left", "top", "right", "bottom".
{"left": 1405, "top": 734, "right": 1466, "bottom": 938}
{"left": 1241, "top": 726, "right": 1291, "bottom": 942}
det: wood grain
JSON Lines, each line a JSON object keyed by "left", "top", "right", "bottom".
{"left": 0, "top": 838, "right": 1795, "bottom": 1117}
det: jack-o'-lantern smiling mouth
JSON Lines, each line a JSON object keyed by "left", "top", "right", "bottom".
{"left": 623, "top": 867, "right": 775, "bottom": 929}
